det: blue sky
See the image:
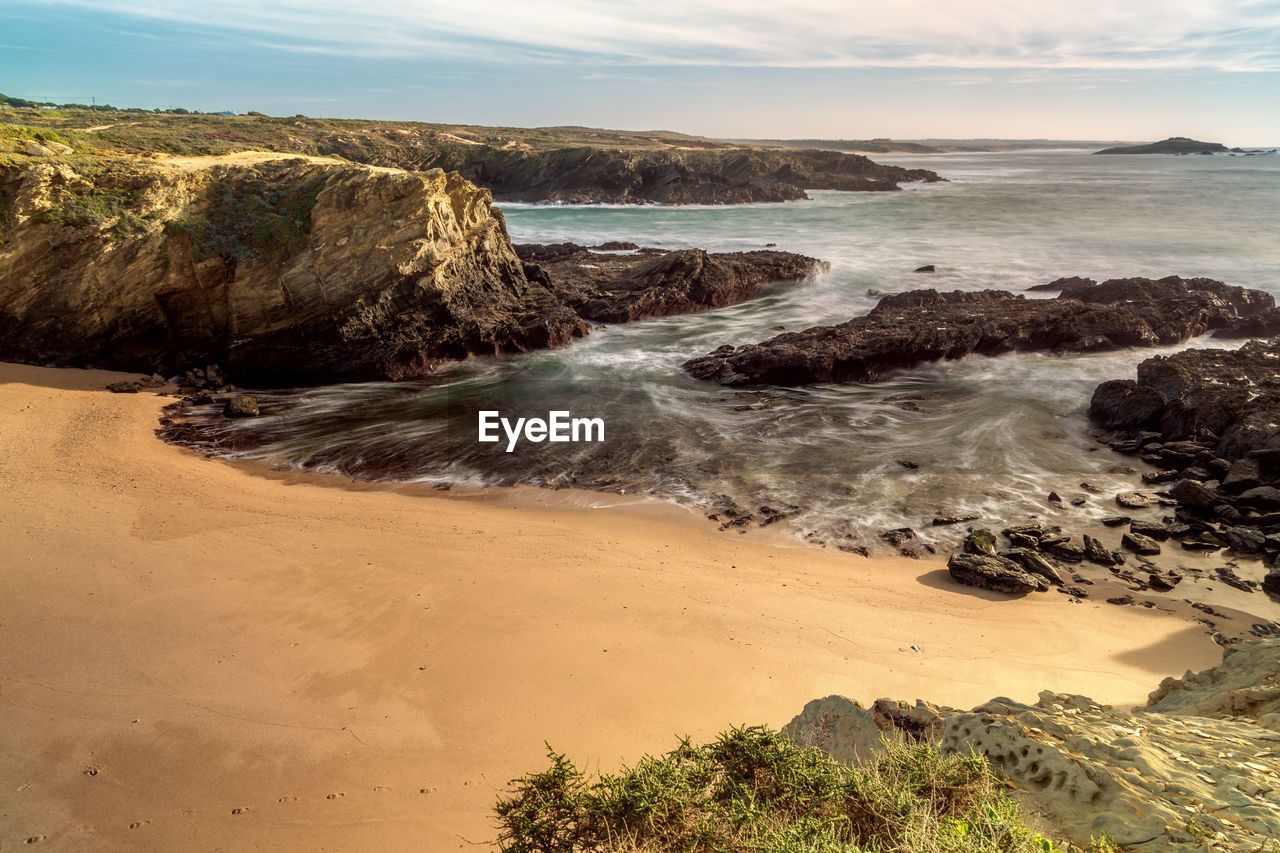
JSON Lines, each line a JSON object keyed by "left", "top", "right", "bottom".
{"left": 3, "top": 0, "right": 1279, "bottom": 143}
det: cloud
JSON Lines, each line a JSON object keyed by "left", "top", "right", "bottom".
{"left": 23, "top": 0, "right": 1280, "bottom": 71}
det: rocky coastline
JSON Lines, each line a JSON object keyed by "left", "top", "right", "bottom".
{"left": 0, "top": 158, "right": 821, "bottom": 386}
{"left": 682, "top": 276, "right": 1274, "bottom": 385}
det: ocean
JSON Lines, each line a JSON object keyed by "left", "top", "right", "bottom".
{"left": 176, "top": 149, "right": 1280, "bottom": 550}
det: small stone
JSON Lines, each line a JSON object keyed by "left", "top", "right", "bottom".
{"left": 1122, "top": 531, "right": 1162, "bottom": 555}
{"left": 223, "top": 395, "right": 259, "bottom": 418}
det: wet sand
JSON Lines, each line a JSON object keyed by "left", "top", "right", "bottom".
{"left": 0, "top": 362, "right": 1222, "bottom": 851}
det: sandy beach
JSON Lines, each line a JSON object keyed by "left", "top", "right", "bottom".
{"left": 0, "top": 362, "right": 1223, "bottom": 852}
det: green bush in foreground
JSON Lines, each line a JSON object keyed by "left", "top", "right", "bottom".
{"left": 494, "top": 726, "right": 1095, "bottom": 852}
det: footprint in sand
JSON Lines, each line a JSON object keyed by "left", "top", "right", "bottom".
{"left": 278, "top": 796, "right": 298, "bottom": 803}
{"left": 230, "top": 807, "right": 247, "bottom": 815}
{"left": 326, "top": 793, "right": 344, "bottom": 800}
{"left": 25, "top": 836, "right": 46, "bottom": 844}
{"left": 83, "top": 766, "right": 100, "bottom": 777}
{"left": 129, "top": 821, "right": 150, "bottom": 829}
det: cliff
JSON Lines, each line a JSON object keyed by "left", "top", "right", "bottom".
{"left": 0, "top": 154, "right": 824, "bottom": 385}
{"left": 1, "top": 108, "right": 944, "bottom": 204}
{"left": 0, "top": 155, "right": 586, "bottom": 384}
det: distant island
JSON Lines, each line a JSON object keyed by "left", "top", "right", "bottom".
{"left": 1095, "top": 136, "right": 1229, "bottom": 155}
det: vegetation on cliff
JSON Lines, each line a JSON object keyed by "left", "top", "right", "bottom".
{"left": 494, "top": 726, "right": 1102, "bottom": 853}
{"left": 0, "top": 103, "right": 941, "bottom": 204}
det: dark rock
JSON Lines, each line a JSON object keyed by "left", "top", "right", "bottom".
{"left": 881, "top": 528, "right": 923, "bottom": 558}
{"left": 1026, "top": 276, "right": 1095, "bottom": 294}
{"left": 1170, "top": 479, "right": 1222, "bottom": 509}
{"left": 913, "top": 265, "right": 936, "bottom": 273}
{"left": 530, "top": 246, "right": 827, "bottom": 325}
{"left": 1239, "top": 486, "right": 1280, "bottom": 509}
{"left": 683, "top": 277, "right": 1274, "bottom": 386}
{"left": 223, "top": 395, "right": 259, "bottom": 418}
{"left": 1222, "top": 526, "right": 1268, "bottom": 554}
{"left": 1142, "top": 469, "right": 1180, "bottom": 484}
{"left": 1082, "top": 535, "right": 1119, "bottom": 565}
{"left": 1116, "top": 491, "right": 1159, "bottom": 509}
{"left": 947, "top": 552, "right": 1046, "bottom": 594}
{"left": 1122, "top": 531, "right": 1162, "bottom": 555}
{"left": 1147, "top": 570, "right": 1183, "bottom": 591}
{"left": 964, "top": 528, "right": 998, "bottom": 556}
{"left": 1047, "top": 491, "right": 1063, "bottom": 505}
{"left": 1106, "top": 595, "right": 1136, "bottom": 606}
{"left": 1043, "top": 539, "right": 1085, "bottom": 563}
{"left": 1128, "top": 520, "right": 1170, "bottom": 541}
{"left": 897, "top": 459, "right": 920, "bottom": 470}
{"left": 1263, "top": 567, "right": 1280, "bottom": 598}
{"left": 1059, "top": 585, "right": 1090, "bottom": 598}
{"left": 1214, "top": 567, "right": 1256, "bottom": 592}
{"left": 1002, "top": 548, "right": 1065, "bottom": 586}
{"left": 106, "top": 381, "right": 139, "bottom": 393}
{"left": 588, "top": 241, "right": 640, "bottom": 251}
{"left": 1222, "top": 458, "right": 1262, "bottom": 493}
{"left": 1101, "top": 516, "right": 1131, "bottom": 527}
{"left": 932, "top": 513, "right": 980, "bottom": 526}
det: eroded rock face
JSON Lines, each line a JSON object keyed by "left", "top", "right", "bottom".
{"left": 0, "top": 159, "right": 587, "bottom": 384}
{"left": 785, "top": 639, "right": 1280, "bottom": 852}
{"left": 516, "top": 243, "right": 827, "bottom": 324}
{"left": 682, "top": 277, "right": 1274, "bottom": 385}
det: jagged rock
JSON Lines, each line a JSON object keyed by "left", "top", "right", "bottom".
{"left": 1043, "top": 539, "right": 1086, "bottom": 563}
{"left": 1170, "top": 479, "right": 1222, "bottom": 509}
{"left": 683, "top": 277, "right": 1274, "bottom": 385}
{"left": 913, "top": 264, "right": 935, "bottom": 273}
{"left": 1263, "top": 567, "right": 1280, "bottom": 599}
{"left": 23, "top": 140, "right": 56, "bottom": 157}
{"left": 1213, "top": 566, "right": 1255, "bottom": 592}
{"left": 516, "top": 243, "right": 827, "bottom": 323}
{"left": 963, "top": 527, "right": 998, "bottom": 555}
{"left": 1222, "top": 458, "right": 1263, "bottom": 492}
{"left": 1128, "top": 520, "right": 1170, "bottom": 541}
{"left": 947, "top": 552, "right": 1046, "bottom": 594}
{"left": 105, "top": 381, "right": 139, "bottom": 393}
{"left": 1001, "top": 548, "right": 1065, "bottom": 586}
{"left": 1222, "top": 526, "right": 1267, "bottom": 554}
{"left": 1101, "top": 515, "right": 1130, "bottom": 527}
{"left": 1116, "top": 491, "right": 1158, "bottom": 509}
{"left": 1239, "top": 486, "right": 1280, "bottom": 509}
{"left": 1146, "top": 570, "right": 1182, "bottom": 591}
{"left": 223, "top": 395, "right": 259, "bottom": 418}
{"left": 1122, "top": 531, "right": 1162, "bottom": 555}
{"left": 1082, "top": 535, "right": 1119, "bottom": 565}
{"left": 932, "top": 513, "right": 980, "bottom": 525}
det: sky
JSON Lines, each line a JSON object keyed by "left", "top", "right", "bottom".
{"left": 2, "top": 0, "right": 1279, "bottom": 143}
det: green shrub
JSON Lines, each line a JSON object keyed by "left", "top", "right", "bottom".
{"left": 494, "top": 726, "right": 1074, "bottom": 853}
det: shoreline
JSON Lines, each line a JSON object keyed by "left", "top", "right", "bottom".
{"left": 1, "top": 362, "right": 1226, "bottom": 851}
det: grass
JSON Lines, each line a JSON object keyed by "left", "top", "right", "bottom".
{"left": 493, "top": 726, "right": 1113, "bottom": 853}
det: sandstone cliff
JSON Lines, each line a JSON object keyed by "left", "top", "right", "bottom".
{"left": 0, "top": 156, "right": 823, "bottom": 385}
{"left": 0, "top": 156, "right": 588, "bottom": 384}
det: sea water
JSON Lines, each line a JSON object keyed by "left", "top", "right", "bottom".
{"left": 178, "top": 149, "right": 1280, "bottom": 549}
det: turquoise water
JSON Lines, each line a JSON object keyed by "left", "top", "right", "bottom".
{"left": 180, "top": 150, "right": 1280, "bottom": 549}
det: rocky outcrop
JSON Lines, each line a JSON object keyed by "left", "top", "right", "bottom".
{"left": 516, "top": 243, "right": 827, "bottom": 323}
{"left": 0, "top": 158, "right": 587, "bottom": 384}
{"left": 786, "top": 639, "right": 1280, "bottom": 851}
{"left": 1088, "top": 340, "right": 1280, "bottom": 567}
{"left": 682, "top": 277, "right": 1273, "bottom": 385}
{"left": 1095, "top": 137, "right": 1229, "bottom": 155}
{"left": 0, "top": 160, "right": 823, "bottom": 385}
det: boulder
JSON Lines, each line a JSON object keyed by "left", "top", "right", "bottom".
{"left": 223, "top": 395, "right": 259, "bottom": 418}
{"left": 1122, "top": 531, "right": 1162, "bottom": 555}
{"left": 947, "top": 551, "right": 1046, "bottom": 594}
